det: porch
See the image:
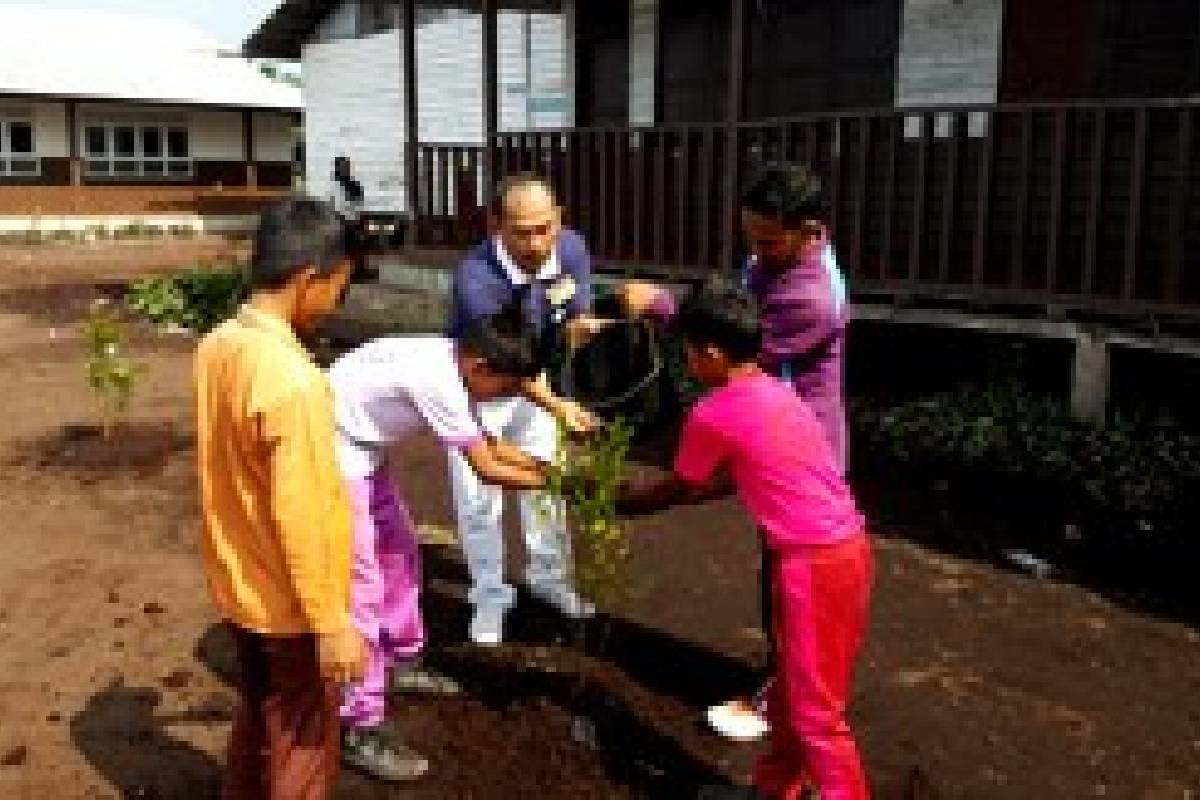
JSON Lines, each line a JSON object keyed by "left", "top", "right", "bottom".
{"left": 415, "top": 98, "right": 1200, "bottom": 321}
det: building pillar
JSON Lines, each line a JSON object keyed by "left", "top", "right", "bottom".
{"left": 400, "top": 0, "right": 419, "bottom": 235}
{"left": 628, "top": 0, "right": 658, "bottom": 128}
{"left": 1071, "top": 327, "right": 1109, "bottom": 425}
{"left": 720, "top": 0, "right": 747, "bottom": 272}
{"left": 482, "top": 0, "right": 499, "bottom": 205}
{"left": 66, "top": 100, "right": 82, "bottom": 186}
{"left": 561, "top": 0, "right": 577, "bottom": 127}
{"left": 242, "top": 110, "right": 257, "bottom": 188}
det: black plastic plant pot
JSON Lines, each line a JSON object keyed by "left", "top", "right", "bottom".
{"left": 554, "top": 318, "right": 681, "bottom": 436}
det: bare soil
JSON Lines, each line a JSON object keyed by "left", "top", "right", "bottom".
{"left": 0, "top": 265, "right": 1196, "bottom": 799}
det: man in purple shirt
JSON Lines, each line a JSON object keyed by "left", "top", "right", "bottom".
{"left": 623, "top": 163, "right": 849, "bottom": 742}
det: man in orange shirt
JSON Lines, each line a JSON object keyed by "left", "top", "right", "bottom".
{"left": 195, "top": 198, "right": 365, "bottom": 799}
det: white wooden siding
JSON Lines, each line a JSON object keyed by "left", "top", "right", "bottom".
{"left": 302, "top": 28, "right": 407, "bottom": 213}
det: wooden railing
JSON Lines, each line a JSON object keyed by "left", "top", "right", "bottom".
{"left": 417, "top": 100, "right": 1200, "bottom": 317}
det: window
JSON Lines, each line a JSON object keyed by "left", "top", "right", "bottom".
{"left": 0, "top": 119, "right": 40, "bottom": 178}
{"left": 84, "top": 122, "right": 192, "bottom": 179}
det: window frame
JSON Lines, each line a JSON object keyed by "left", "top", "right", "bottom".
{"left": 82, "top": 121, "right": 193, "bottom": 181}
{"left": 0, "top": 118, "right": 42, "bottom": 179}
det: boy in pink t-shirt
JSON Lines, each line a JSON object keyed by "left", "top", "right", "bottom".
{"left": 620, "top": 280, "right": 872, "bottom": 800}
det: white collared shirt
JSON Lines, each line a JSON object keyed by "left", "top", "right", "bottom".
{"left": 493, "top": 236, "right": 561, "bottom": 285}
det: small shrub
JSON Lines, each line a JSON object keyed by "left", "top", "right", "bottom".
{"left": 126, "top": 267, "right": 246, "bottom": 333}
{"left": 544, "top": 418, "right": 636, "bottom": 609}
{"left": 83, "top": 300, "right": 143, "bottom": 440}
{"left": 49, "top": 229, "right": 79, "bottom": 244}
{"left": 114, "top": 220, "right": 159, "bottom": 240}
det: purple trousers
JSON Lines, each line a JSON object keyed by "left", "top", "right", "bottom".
{"left": 340, "top": 470, "right": 425, "bottom": 729}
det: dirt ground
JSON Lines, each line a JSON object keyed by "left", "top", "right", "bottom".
{"left": 0, "top": 261, "right": 1197, "bottom": 799}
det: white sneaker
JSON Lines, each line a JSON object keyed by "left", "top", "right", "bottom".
{"left": 469, "top": 604, "right": 506, "bottom": 646}
{"left": 527, "top": 582, "right": 596, "bottom": 620}
{"left": 706, "top": 699, "right": 771, "bottom": 742}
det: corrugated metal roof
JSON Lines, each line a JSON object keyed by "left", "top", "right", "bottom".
{"left": 0, "top": 4, "right": 302, "bottom": 110}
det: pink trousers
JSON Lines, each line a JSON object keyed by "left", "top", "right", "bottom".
{"left": 754, "top": 533, "right": 873, "bottom": 800}
{"left": 339, "top": 470, "right": 425, "bottom": 729}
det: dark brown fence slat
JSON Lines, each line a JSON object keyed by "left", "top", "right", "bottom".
{"left": 972, "top": 112, "right": 995, "bottom": 288}
{"left": 677, "top": 130, "right": 691, "bottom": 267}
{"left": 615, "top": 132, "right": 627, "bottom": 260}
{"left": 467, "top": 147, "right": 481, "bottom": 210}
{"left": 882, "top": 117, "right": 898, "bottom": 280}
{"left": 1166, "top": 108, "right": 1193, "bottom": 304}
{"left": 560, "top": 133, "right": 573, "bottom": 227}
{"left": 598, "top": 132, "right": 610, "bottom": 259}
{"left": 909, "top": 114, "right": 931, "bottom": 283}
{"left": 579, "top": 131, "right": 593, "bottom": 239}
{"left": 1083, "top": 109, "right": 1106, "bottom": 296}
{"left": 1010, "top": 110, "right": 1034, "bottom": 290}
{"left": 829, "top": 117, "right": 843, "bottom": 238}
{"left": 423, "top": 145, "right": 435, "bottom": 219}
{"left": 938, "top": 113, "right": 962, "bottom": 284}
{"left": 654, "top": 130, "right": 667, "bottom": 264}
{"left": 439, "top": 147, "right": 451, "bottom": 216}
{"left": 1123, "top": 108, "right": 1148, "bottom": 300}
{"left": 632, "top": 132, "right": 645, "bottom": 262}
{"left": 699, "top": 127, "right": 714, "bottom": 269}
{"left": 1046, "top": 111, "right": 1068, "bottom": 293}
{"left": 853, "top": 117, "right": 871, "bottom": 277}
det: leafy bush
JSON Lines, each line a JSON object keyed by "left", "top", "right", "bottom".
{"left": 83, "top": 300, "right": 143, "bottom": 439}
{"left": 544, "top": 418, "right": 636, "bottom": 609}
{"left": 49, "top": 229, "right": 79, "bottom": 244}
{"left": 126, "top": 267, "right": 246, "bottom": 333}
{"left": 113, "top": 221, "right": 163, "bottom": 240}
{"left": 856, "top": 383, "right": 1200, "bottom": 536}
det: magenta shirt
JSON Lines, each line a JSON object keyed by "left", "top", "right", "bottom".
{"left": 674, "top": 373, "right": 863, "bottom": 551}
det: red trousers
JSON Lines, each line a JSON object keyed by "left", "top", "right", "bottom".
{"left": 754, "top": 534, "right": 873, "bottom": 800}
{"left": 224, "top": 626, "right": 342, "bottom": 800}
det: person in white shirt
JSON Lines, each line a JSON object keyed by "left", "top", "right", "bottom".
{"left": 328, "top": 312, "right": 556, "bottom": 784}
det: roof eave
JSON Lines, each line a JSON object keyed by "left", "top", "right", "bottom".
{"left": 243, "top": 0, "right": 336, "bottom": 60}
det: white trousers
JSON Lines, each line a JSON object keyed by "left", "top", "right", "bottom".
{"left": 448, "top": 396, "right": 569, "bottom": 609}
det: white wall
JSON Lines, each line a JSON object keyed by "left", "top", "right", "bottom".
{"left": 0, "top": 101, "right": 69, "bottom": 158}
{"left": 253, "top": 112, "right": 297, "bottom": 163}
{"left": 302, "top": 28, "right": 406, "bottom": 212}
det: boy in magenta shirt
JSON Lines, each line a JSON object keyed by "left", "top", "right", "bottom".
{"left": 620, "top": 279, "right": 872, "bottom": 800}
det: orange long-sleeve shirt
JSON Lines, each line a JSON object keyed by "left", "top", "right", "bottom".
{"left": 195, "top": 306, "right": 351, "bottom": 635}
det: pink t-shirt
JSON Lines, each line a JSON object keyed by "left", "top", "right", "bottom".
{"left": 674, "top": 372, "right": 863, "bottom": 551}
